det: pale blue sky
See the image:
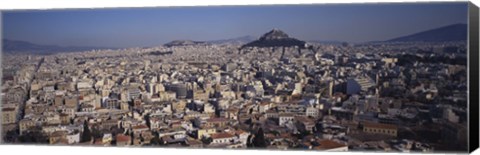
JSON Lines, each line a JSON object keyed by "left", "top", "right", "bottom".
{"left": 2, "top": 2, "right": 468, "bottom": 48}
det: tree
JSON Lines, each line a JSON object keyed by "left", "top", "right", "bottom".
{"left": 245, "top": 118, "right": 252, "bottom": 125}
{"left": 215, "top": 108, "right": 221, "bottom": 117}
{"left": 252, "top": 127, "right": 267, "bottom": 147}
{"left": 91, "top": 127, "right": 103, "bottom": 139}
{"left": 201, "top": 137, "right": 213, "bottom": 145}
{"left": 144, "top": 114, "right": 151, "bottom": 128}
{"left": 129, "top": 129, "right": 135, "bottom": 145}
{"left": 270, "top": 130, "right": 280, "bottom": 136}
{"left": 18, "top": 130, "right": 48, "bottom": 143}
{"left": 150, "top": 131, "right": 161, "bottom": 145}
{"left": 81, "top": 120, "right": 92, "bottom": 142}
{"left": 3, "top": 130, "right": 18, "bottom": 143}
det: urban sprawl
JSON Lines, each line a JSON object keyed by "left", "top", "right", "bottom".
{"left": 1, "top": 30, "right": 468, "bottom": 152}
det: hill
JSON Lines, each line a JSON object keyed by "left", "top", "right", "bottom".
{"left": 207, "top": 36, "right": 257, "bottom": 45}
{"left": 2, "top": 39, "right": 113, "bottom": 54}
{"left": 387, "top": 23, "right": 467, "bottom": 42}
{"left": 164, "top": 40, "right": 208, "bottom": 47}
{"left": 241, "top": 29, "right": 307, "bottom": 48}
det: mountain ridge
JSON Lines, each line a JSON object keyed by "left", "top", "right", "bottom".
{"left": 386, "top": 23, "right": 467, "bottom": 42}
{"left": 163, "top": 40, "right": 207, "bottom": 47}
{"left": 3, "top": 23, "right": 467, "bottom": 54}
{"left": 2, "top": 39, "right": 114, "bottom": 54}
{"left": 206, "top": 35, "right": 257, "bottom": 45}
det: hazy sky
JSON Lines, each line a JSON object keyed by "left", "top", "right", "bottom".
{"left": 2, "top": 2, "right": 468, "bottom": 48}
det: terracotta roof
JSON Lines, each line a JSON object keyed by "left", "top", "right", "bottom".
{"left": 2, "top": 107, "right": 15, "bottom": 111}
{"left": 94, "top": 138, "right": 104, "bottom": 145}
{"left": 187, "top": 139, "right": 203, "bottom": 145}
{"left": 279, "top": 113, "right": 294, "bottom": 117}
{"left": 266, "top": 109, "right": 277, "bottom": 113}
{"left": 303, "top": 135, "right": 315, "bottom": 140}
{"left": 53, "top": 138, "right": 69, "bottom": 145}
{"left": 132, "top": 124, "right": 149, "bottom": 130}
{"left": 116, "top": 134, "right": 131, "bottom": 142}
{"left": 260, "top": 102, "right": 270, "bottom": 106}
{"left": 265, "top": 133, "right": 275, "bottom": 139}
{"left": 210, "top": 133, "right": 235, "bottom": 139}
{"left": 280, "top": 133, "right": 291, "bottom": 138}
{"left": 170, "top": 122, "right": 181, "bottom": 125}
{"left": 295, "top": 116, "right": 315, "bottom": 124}
{"left": 314, "top": 139, "right": 347, "bottom": 150}
{"left": 226, "top": 108, "right": 239, "bottom": 113}
{"left": 363, "top": 122, "right": 397, "bottom": 130}
{"left": 235, "top": 129, "right": 247, "bottom": 135}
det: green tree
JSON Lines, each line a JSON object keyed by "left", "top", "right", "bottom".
{"left": 150, "top": 131, "right": 161, "bottom": 145}
{"left": 144, "top": 114, "right": 151, "bottom": 128}
{"left": 3, "top": 130, "right": 18, "bottom": 142}
{"left": 91, "top": 127, "right": 103, "bottom": 139}
{"left": 18, "top": 130, "right": 48, "bottom": 143}
{"left": 253, "top": 127, "right": 267, "bottom": 147}
{"left": 201, "top": 137, "right": 213, "bottom": 145}
{"left": 81, "top": 120, "right": 92, "bottom": 142}
{"left": 130, "top": 130, "right": 134, "bottom": 145}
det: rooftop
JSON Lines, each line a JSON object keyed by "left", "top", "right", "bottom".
{"left": 210, "top": 132, "right": 235, "bottom": 139}
{"left": 363, "top": 122, "right": 397, "bottom": 130}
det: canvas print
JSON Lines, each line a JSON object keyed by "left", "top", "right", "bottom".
{"left": 1, "top": 2, "right": 474, "bottom": 153}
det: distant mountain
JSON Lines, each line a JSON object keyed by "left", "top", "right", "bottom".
{"left": 207, "top": 36, "right": 257, "bottom": 45}
{"left": 164, "top": 40, "right": 208, "bottom": 47}
{"left": 308, "top": 40, "right": 347, "bottom": 45}
{"left": 242, "top": 29, "right": 307, "bottom": 48}
{"left": 387, "top": 23, "right": 467, "bottom": 42}
{"left": 2, "top": 39, "right": 113, "bottom": 54}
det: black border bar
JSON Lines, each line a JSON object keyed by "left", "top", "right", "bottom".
{"left": 468, "top": 2, "right": 479, "bottom": 153}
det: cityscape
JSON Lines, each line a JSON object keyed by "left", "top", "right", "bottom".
{"left": 1, "top": 3, "right": 470, "bottom": 153}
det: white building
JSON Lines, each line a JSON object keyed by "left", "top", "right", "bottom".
{"left": 210, "top": 133, "right": 235, "bottom": 144}
{"left": 66, "top": 132, "right": 80, "bottom": 144}
{"left": 306, "top": 107, "right": 319, "bottom": 118}
{"left": 278, "top": 113, "right": 295, "bottom": 126}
